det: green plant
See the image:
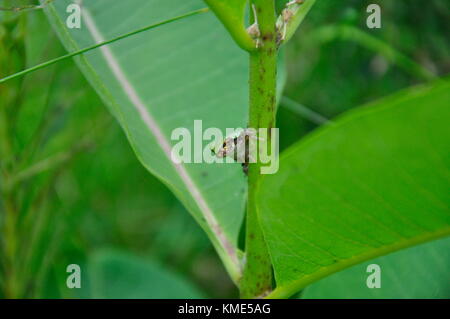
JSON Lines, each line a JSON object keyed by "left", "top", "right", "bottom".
{"left": 0, "top": 0, "right": 449, "bottom": 299}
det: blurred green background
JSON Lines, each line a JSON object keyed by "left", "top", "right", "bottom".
{"left": 0, "top": 0, "right": 449, "bottom": 298}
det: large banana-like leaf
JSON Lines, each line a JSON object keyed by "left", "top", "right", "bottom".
{"left": 259, "top": 80, "right": 450, "bottom": 298}
{"left": 44, "top": 0, "right": 248, "bottom": 279}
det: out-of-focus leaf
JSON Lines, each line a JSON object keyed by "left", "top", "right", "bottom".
{"left": 259, "top": 80, "right": 450, "bottom": 298}
{"left": 88, "top": 250, "right": 205, "bottom": 298}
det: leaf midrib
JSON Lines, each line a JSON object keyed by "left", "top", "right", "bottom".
{"left": 44, "top": 3, "right": 241, "bottom": 280}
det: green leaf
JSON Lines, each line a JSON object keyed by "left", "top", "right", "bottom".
{"left": 259, "top": 80, "right": 450, "bottom": 298}
{"left": 88, "top": 250, "right": 205, "bottom": 299}
{"left": 204, "top": 0, "right": 255, "bottom": 51}
{"left": 302, "top": 237, "right": 450, "bottom": 298}
{"left": 44, "top": 0, "right": 248, "bottom": 280}
{"left": 278, "top": 0, "right": 316, "bottom": 45}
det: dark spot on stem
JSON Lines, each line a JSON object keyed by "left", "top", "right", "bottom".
{"left": 262, "top": 33, "right": 274, "bottom": 41}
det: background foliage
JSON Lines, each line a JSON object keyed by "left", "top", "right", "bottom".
{"left": 0, "top": 0, "right": 449, "bottom": 298}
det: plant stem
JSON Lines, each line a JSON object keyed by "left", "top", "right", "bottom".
{"left": 240, "top": 0, "right": 277, "bottom": 299}
{"left": 0, "top": 95, "right": 19, "bottom": 298}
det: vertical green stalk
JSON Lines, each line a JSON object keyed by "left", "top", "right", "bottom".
{"left": 0, "top": 95, "right": 19, "bottom": 299}
{"left": 240, "top": 0, "right": 277, "bottom": 298}
{"left": 0, "top": 11, "right": 27, "bottom": 298}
